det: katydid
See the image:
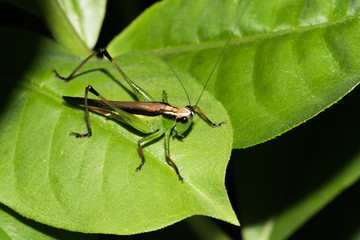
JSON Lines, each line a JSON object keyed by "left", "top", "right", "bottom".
{"left": 55, "top": 48, "right": 224, "bottom": 182}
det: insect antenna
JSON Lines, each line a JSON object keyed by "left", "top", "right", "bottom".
{"left": 161, "top": 57, "right": 192, "bottom": 106}
{"left": 193, "top": 38, "right": 229, "bottom": 109}
{"left": 194, "top": 0, "right": 251, "bottom": 109}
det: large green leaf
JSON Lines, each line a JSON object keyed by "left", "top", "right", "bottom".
{"left": 108, "top": 0, "right": 360, "bottom": 148}
{"left": 10, "top": 0, "right": 107, "bottom": 57}
{"left": 0, "top": 204, "right": 97, "bottom": 240}
{"left": 0, "top": 28, "right": 235, "bottom": 234}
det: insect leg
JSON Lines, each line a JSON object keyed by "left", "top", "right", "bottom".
{"left": 164, "top": 131, "right": 183, "bottom": 182}
{"left": 195, "top": 106, "right": 225, "bottom": 127}
{"left": 99, "top": 49, "right": 154, "bottom": 102}
{"left": 69, "top": 85, "right": 93, "bottom": 138}
{"left": 162, "top": 90, "right": 168, "bottom": 103}
{"left": 55, "top": 51, "right": 98, "bottom": 82}
{"left": 136, "top": 130, "right": 164, "bottom": 171}
{"left": 55, "top": 48, "right": 154, "bottom": 102}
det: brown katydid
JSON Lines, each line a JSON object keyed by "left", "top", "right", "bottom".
{"left": 55, "top": 48, "right": 224, "bottom": 182}
{"left": 53, "top": 0, "right": 252, "bottom": 181}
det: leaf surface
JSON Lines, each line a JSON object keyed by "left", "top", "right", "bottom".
{"left": 0, "top": 204, "right": 97, "bottom": 240}
{"left": 108, "top": 0, "right": 360, "bottom": 148}
{"left": 0, "top": 28, "right": 235, "bottom": 234}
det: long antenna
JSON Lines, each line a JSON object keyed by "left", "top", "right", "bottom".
{"left": 194, "top": 0, "right": 251, "bottom": 108}
{"left": 161, "top": 57, "right": 192, "bottom": 106}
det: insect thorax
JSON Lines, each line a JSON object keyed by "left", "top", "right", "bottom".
{"left": 172, "top": 106, "right": 194, "bottom": 135}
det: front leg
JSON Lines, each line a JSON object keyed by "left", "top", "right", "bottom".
{"left": 195, "top": 106, "right": 225, "bottom": 127}
{"left": 164, "top": 131, "right": 183, "bottom": 182}
{"left": 69, "top": 85, "right": 93, "bottom": 138}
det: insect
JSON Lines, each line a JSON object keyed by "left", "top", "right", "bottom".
{"left": 55, "top": 48, "right": 224, "bottom": 182}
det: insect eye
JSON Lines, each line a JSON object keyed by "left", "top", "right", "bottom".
{"left": 178, "top": 117, "right": 188, "bottom": 124}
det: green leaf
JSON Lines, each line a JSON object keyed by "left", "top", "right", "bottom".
{"left": 0, "top": 204, "right": 98, "bottom": 240}
{"left": 25, "top": 0, "right": 107, "bottom": 57}
{"left": 108, "top": 0, "right": 360, "bottom": 148}
{"left": 0, "top": 28, "right": 235, "bottom": 234}
{"left": 55, "top": 0, "right": 107, "bottom": 49}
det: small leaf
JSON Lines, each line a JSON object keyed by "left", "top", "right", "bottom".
{"left": 0, "top": 28, "right": 235, "bottom": 234}
{"left": 30, "top": 0, "right": 107, "bottom": 57}
{"left": 108, "top": 0, "right": 360, "bottom": 148}
{"left": 55, "top": 0, "right": 107, "bottom": 49}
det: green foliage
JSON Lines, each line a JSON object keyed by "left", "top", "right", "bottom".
{"left": 108, "top": 0, "right": 360, "bottom": 148}
{"left": 0, "top": 28, "right": 234, "bottom": 234}
{"left": 1, "top": 0, "right": 360, "bottom": 239}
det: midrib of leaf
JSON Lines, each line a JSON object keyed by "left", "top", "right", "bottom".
{"left": 22, "top": 81, "right": 63, "bottom": 104}
{"left": 19, "top": 74, "right": 231, "bottom": 220}
{"left": 151, "top": 13, "right": 360, "bottom": 55}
